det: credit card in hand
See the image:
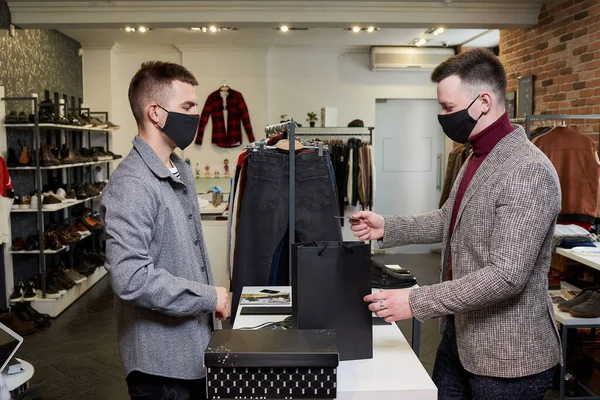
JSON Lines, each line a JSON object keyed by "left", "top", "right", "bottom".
{"left": 334, "top": 216, "right": 361, "bottom": 223}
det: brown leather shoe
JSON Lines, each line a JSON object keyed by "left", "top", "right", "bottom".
{"left": 0, "top": 313, "right": 36, "bottom": 336}
{"left": 40, "top": 145, "right": 61, "bottom": 166}
{"left": 44, "top": 232, "right": 63, "bottom": 250}
{"left": 18, "top": 145, "right": 30, "bottom": 166}
{"left": 74, "top": 222, "right": 89, "bottom": 232}
{"left": 54, "top": 230, "right": 76, "bottom": 245}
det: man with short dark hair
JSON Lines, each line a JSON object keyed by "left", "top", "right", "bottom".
{"left": 352, "top": 49, "right": 561, "bottom": 399}
{"left": 101, "top": 61, "right": 230, "bottom": 400}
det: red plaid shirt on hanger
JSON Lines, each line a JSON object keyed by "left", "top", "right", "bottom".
{"left": 195, "top": 88, "right": 255, "bottom": 148}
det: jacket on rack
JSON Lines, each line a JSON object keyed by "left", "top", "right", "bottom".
{"left": 533, "top": 126, "right": 600, "bottom": 226}
{"left": 381, "top": 125, "right": 562, "bottom": 378}
{"left": 195, "top": 88, "right": 255, "bottom": 148}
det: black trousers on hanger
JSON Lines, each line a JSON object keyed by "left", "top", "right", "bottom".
{"left": 231, "top": 150, "right": 342, "bottom": 321}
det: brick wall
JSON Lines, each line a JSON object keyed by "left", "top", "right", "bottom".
{"left": 500, "top": 0, "right": 600, "bottom": 136}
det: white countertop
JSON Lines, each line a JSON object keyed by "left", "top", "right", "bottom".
{"left": 555, "top": 246, "right": 600, "bottom": 272}
{"left": 234, "top": 286, "right": 437, "bottom": 400}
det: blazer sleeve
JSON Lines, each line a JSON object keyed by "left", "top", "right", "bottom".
{"left": 409, "top": 163, "right": 561, "bottom": 321}
{"left": 379, "top": 201, "right": 449, "bottom": 248}
{"left": 101, "top": 175, "right": 218, "bottom": 317}
{"left": 195, "top": 93, "right": 214, "bottom": 145}
{"left": 238, "top": 92, "right": 255, "bottom": 142}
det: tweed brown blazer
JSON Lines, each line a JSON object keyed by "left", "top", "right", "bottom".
{"left": 380, "top": 126, "right": 562, "bottom": 378}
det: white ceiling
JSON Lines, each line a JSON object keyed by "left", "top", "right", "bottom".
{"left": 59, "top": 27, "right": 495, "bottom": 48}
{"left": 7, "top": 0, "right": 541, "bottom": 49}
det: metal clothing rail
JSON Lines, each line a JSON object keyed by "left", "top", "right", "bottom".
{"left": 295, "top": 127, "right": 374, "bottom": 144}
{"left": 525, "top": 114, "right": 600, "bottom": 136}
{"left": 264, "top": 120, "right": 297, "bottom": 283}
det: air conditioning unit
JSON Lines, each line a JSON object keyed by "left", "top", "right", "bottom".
{"left": 370, "top": 47, "right": 455, "bottom": 71}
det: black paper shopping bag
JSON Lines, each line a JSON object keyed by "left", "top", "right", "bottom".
{"left": 292, "top": 241, "right": 372, "bottom": 361}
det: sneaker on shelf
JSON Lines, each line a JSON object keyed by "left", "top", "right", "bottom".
{"left": 78, "top": 114, "right": 94, "bottom": 127}
{"left": 53, "top": 270, "right": 74, "bottom": 290}
{"left": 39, "top": 145, "right": 61, "bottom": 167}
{"left": 46, "top": 274, "right": 66, "bottom": 295}
{"left": 17, "top": 111, "right": 29, "bottom": 124}
{"left": 9, "top": 282, "right": 25, "bottom": 303}
{"left": 11, "top": 196, "right": 20, "bottom": 210}
{"left": 5, "top": 111, "right": 18, "bottom": 124}
{"left": 24, "top": 235, "right": 39, "bottom": 251}
{"left": 82, "top": 215, "right": 104, "bottom": 233}
{"left": 20, "top": 195, "right": 31, "bottom": 209}
{"left": 57, "top": 269, "right": 77, "bottom": 287}
{"left": 106, "top": 120, "right": 120, "bottom": 130}
{"left": 67, "top": 114, "right": 85, "bottom": 127}
{"left": 44, "top": 232, "right": 63, "bottom": 251}
{"left": 63, "top": 268, "right": 87, "bottom": 284}
{"left": 86, "top": 251, "right": 106, "bottom": 266}
{"left": 42, "top": 193, "right": 63, "bottom": 208}
{"left": 105, "top": 150, "right": 122, "bottom": 159}
{"left": 22, "top": 281, "right": 37, "bottom": 301}
{"left": 0, "top": 313, "right": 36, "bottom": 336}
{"left": 11, "top": 237, "right": 25, "bottom": 251}
{"left": 73, "top": 222, "right": 89, "bottom": 232}
{"left": 34, "top": 275, "right": 61, "bottom": 299}
{"left": 11, "top": 303, "right": 46, "bottom": 328}
{"left": 56, "top": 188, "right": 68, "bottom": 199}
{"left": 65, "top": 189, "right": 77, "bottom": 202}
{"left": 92, "top": 147, "right": 114, "bottom": 161}
{"left": 89, "top": 117, "right": 108, "bottom": 129}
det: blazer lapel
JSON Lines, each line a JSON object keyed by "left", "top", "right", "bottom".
{"left": 454, "top": 127, "right": 526, "bottom": 229}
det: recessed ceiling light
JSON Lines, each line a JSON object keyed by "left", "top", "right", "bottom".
{"left": 191, "top": 27, "right": 201, "bottom": 31}
{"left": 352, "top": 26, "right": 361, "bottom": 33}
{"left": 138, "top": 26, "right": 147, "bottom": 33}
{"left": 367, "top": 26, "right": 375, "bottom": 33}
{"left": 125, "top": 26, "right": 133, "bottom": 32}
{"left": 209, "top": 26, "right": 218, "bottom": 33}
{"left": 411, "top": 38, "right": 429, "bottom": 46}
{"left": 201, "top": 27, "right": 208, "bottom": 33}
{"left": 280, "top": 25, "right": 289, "bottom": 32}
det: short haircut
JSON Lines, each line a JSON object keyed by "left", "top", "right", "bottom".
{"left": 431, "top": 48, "right": 507, "bottom": 103}
{"left": 128, "top": 61, "right": 199, "bottom": 125}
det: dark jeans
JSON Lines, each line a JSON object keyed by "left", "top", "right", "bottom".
{"left": 433, "top": 320, "right": 554, "bottom": 400}
{"left": 231, "top": 149, "right": 342, "bottom": 320}
{"left": 126, "top": 371, "right": 207, "bottom": 400}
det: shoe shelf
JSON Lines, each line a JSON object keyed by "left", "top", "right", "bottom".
{"left": 555, "top": 246, "right": 600, "bottom": 273}
{"left": 10, "top": 194, "right": 102, "bottom": 213}
{"left": 9, "top": 231, "right": 93, "bottom": 255}
{"left": 7, "top": 159, "right": 117, "bottom": 171}
{"left": 4, "top": 123, "right": 115, "bottom": 133}
{"left": 31, "top": 267, "right": 108, "bottom": 318}
{"left": 10, "top": 246, "right": 67, "bottom": 255}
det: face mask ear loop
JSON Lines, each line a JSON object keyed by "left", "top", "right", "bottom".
{"left": 468, "top": 95, "right": 484, "bottom": 121}
{"left": 154, "top": 104, "right": 168, "bottom": 131}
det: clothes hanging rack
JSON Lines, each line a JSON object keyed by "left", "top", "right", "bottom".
{"left": 525, "top": 114, "right": 600, "bottom": 137}
{"left": 264, "top": 120, "right": 297, "bottom": 284}
{"left": 295, "top": 126, "right": 374, "bottom": 144}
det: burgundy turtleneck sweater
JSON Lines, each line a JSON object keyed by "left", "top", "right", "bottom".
{"left": 446, "top": 111, "right": 513, "bottom": 280}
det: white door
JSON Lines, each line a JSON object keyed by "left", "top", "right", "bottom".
{"left": 374, "top": 99, "right": 445, "bottom": 253}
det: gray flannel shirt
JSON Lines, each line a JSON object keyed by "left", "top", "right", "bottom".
{"left": 101, "top": 135, "right": 220, "bottom": 380}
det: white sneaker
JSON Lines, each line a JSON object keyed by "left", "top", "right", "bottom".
{"left": 56, "top": 188, "right": 67, "bottom": 198}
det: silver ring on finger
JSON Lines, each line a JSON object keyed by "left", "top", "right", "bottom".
{"left": 379, "top": 300, "right": 385, "bottom": 310}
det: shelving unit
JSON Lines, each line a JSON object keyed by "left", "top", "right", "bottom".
{"left": 10, "top": 231, "right": 92, "bottom": 254}
{"left": 8, "top": 159, "right": 116, "bottom": 170}
{"left": 2, "top": 96, "right": 116, "bottom": 317}
{"left": 10, "top": 195, "right": 102, "bottom": 213}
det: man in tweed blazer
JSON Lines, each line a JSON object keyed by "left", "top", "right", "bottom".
{"left": 352, "top": 49, "right": 561, "bottom": 399}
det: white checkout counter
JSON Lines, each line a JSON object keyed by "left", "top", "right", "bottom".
{"left": 233, "top": 286, "right": 437, "bottom": 400}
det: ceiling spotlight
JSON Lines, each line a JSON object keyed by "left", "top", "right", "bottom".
{"left": 191, "top": 27, "right": 201, "bottom": 31}
{"left": 434, "top": 27, "right": 445, "bottom": 35}
{"left": 125, "top": 26, "right": 133, "bottom": 32}
{"left": 138, "top": 26, "right": 147, "bottom": 33}
{"left": 201, "top": 27, "right": 208, "bottom": 33}
{"left": 280, "top": 25, "right": 289, "bottom": 32}
{"left": 367, "top": 26, "right": 375, "bottom": 33}
{"left": 352, "top": 26, "right": 361, "bottom": 33}
{"left": 416, "top": 39, "right": 427, "bottom": 46}
{"left": 209, "top": 26, "right": 218, "bottom": 33}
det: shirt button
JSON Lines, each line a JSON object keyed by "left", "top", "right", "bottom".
{"left": 183, "top": 189, "right": 188, "bottom": 195}
{"left": 194, "top": 239, "right": 199, "bottom": 245}
{"left": 188, "top": 214, "right": 193, "bottom": 219}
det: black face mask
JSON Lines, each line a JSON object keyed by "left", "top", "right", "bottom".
{"left": 437, "top": 96, "right": 483, "bottom": 144}
{"left": 157, "top": 104, "right": 200, "bottom": 150}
